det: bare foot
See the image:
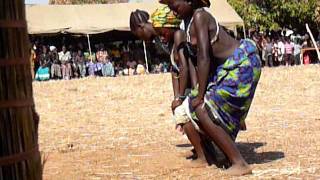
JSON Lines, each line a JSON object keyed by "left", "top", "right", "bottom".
{"left": 184, "top": 156, "right": 208, "bottom": 168}
{"left": 177, "top": 150, "right": 196, "bottom": 159}
{"left": 215, "top": 158, "right": 231, "bottom": 169}
{"left": 225, "top": 163, "right": 252, "bottom": 176}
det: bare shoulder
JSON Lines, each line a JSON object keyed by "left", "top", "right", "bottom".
{"left": 193, "top": 9, "right": 210, "bottom": 24}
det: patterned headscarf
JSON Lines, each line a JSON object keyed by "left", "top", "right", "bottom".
{"left": 151, "top": 6, "right": 181, "bottom": 28}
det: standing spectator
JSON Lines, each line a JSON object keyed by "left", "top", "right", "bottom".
{"left": 273, "top": 40, "right": 279, "bottom": 66}
{"left": 266, "top": 38, "right": 273, "bottom": 67}
{"left": 261, "top": 36, "right": 267, "bottom": 67}
{"left": 50, "top": 46, "right": 62, "bottom": 79}
{"left": 75, "top": 50, "right": 86, "bottom": 78}
{"left": 293, "top": 39, "right": 302, "bottom": 65}
{"left": 102, "top": 58, "right": 115, "bottom": 77}
{"left": 277, "top": 38, "right": 285, "bottom": 66}
{"left": 284, "top": 38, "right": 294, "bottom": 66}
{"left": 59, "top": 45, "right": 72, "bottom": 80}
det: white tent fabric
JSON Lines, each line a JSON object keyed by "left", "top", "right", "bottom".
{"left": 26, "top": 0, "right": 244, "bottom": 35}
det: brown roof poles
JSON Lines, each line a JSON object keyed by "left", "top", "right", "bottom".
{"left": 0, "top": 0, "right": 42, "bottom": 179}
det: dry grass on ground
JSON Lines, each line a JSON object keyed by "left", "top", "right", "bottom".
{"left": 34, "top": 65, "right": 320, "bottom": 179}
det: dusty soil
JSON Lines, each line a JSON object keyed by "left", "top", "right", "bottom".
{"left": 34, "top": 65, "right": 320, "bottom": 179}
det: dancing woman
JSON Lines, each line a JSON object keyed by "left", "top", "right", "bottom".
{"left": 130, "top": 6, "right": 217, "bottom": 165}
{"left": 164, "top": 0, "right": 262, "bottom": 175}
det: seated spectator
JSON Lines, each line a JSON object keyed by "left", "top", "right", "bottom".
{"left": 158, "top": 62, "right": 164, "bottom": 73}
{"left": 136, "top": 60, "right": 146, "bottom": 75}
{"left": 126, "top": 59, "right": 137, "bottom": 75}
{"left": 95, "top": 44, "right": 108, "bottom": 76}
{"left": 114, "top": 62, "right": 124, "bottom": 76}
{"left": 49, "top": 46, "right": 61, "bottom": 79}
{"left": 71, "top": 51, "right": 79, "bottom": 78}
{"left": 102, "top": 59, "right": 115, "bottom": 77}
{"left": 35, "top": 46, "right": 50, "bottom": 81}
{"left": 111, "top": 45, "right": 121, "bottom": 61}
{"left": 163, "top": 62, "right": 169, "bottom": 73}
{"left": 75, "top": 50, "right": 86, "bottom": 78}
{"left": 84, "top": 51, "right": 95, "bottom": 77}
{"left": 30, "top": 45, "right": 37, "bottom": 80}
{"left": 123, "top": 68, "right": 129, "bottom": 76}
{"left": 59, "top": 45, "right": 72, "bottom": 80}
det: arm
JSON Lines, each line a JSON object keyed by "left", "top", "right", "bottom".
{"left": 171, "top": 70, "right": 180, "bottom": 98}
{"left": 174, "top": 30, "right": 189, "bottom": 97}
{"left": 188, "top": 58, "right": 198, "bottom": 88}
{"left": 193, "top": 11, "right": 211, "bottom": 102}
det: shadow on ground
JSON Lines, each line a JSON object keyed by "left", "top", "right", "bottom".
{"left": 176, "top": 142, "right": 284, "bottom": 165}
{"left": 237, "top": 142, "right": 284, "bottom": 164}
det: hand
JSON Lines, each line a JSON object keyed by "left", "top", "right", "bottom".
{"left": 175, "top": 124, "right": 184, "bottom": 135}
{"left": 191, "top": 97, "right": 204, "bottom": 109}
{"left": 171, "top": 99, "right": 182, "bottom": 113}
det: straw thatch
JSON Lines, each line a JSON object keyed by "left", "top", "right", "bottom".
{"left": 0, "top": 0, "right": 42, "bottom": 179}
{"left": 33, "top": 65, "right": 320, "bottom": 179}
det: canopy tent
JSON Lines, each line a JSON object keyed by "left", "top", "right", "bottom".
{"left": 25, "top": 0, "right": 244, "bottom": 35}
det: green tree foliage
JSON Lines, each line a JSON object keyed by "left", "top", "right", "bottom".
{"left": 228, "top": 0, "right": 317, "bottom": 32}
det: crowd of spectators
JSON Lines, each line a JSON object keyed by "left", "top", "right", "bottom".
{"left": 251, "top": 31, "right": 320, "bottom": 67}
{"left": 30, "top": 30, "right": 319, "bottom": 81}
{"left": 30, "top": 41, "right": 170, "bottom": 81}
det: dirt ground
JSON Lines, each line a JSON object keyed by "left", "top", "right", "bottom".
{"left": 34, "top": 65, "right": 320, "bottom": 179}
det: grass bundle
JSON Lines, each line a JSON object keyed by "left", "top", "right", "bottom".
{"left": 0, "top": 0, "right": 42, "bottom": 179}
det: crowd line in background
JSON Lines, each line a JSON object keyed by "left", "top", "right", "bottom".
{"left": 252, "top": 32, "right": 320, "bottom": 67}
{"left": 30, "top": 30, "right": 320, "bottom": 81}
{"left": 30, "top": 41, "right": 170, "bottom": 81}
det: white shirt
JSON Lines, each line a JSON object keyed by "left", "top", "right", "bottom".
{"left": 58, "top": 51, "right": 71, "bottom": 63}
{"left": 277, "top": 41, "right": 285, "bottom": 55}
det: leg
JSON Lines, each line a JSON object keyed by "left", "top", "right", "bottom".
{"left": 67, "top": 63, "right": 72, "bottom": 79}
{"left": 267, "top": 55, "right": 272, "bottom": 67}
{"left": 182, "top": 122, "right": 206, "bottom": 161}
{"left": 195, "top": 106, "right": 251, "bottom": 176}
{"left": 61, "top": 64, "right": 66, "bottom": 79}
{"left": 51, "top": 64, "right": 55, "bottom": 78}
{"left": 183, "top": 122, "right": 216, "bottom": 166}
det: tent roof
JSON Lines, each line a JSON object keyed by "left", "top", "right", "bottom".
{"left": 26, "top": 0, "right": 243, "bottom": 35}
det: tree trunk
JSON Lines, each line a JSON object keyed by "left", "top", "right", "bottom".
{"left": 0, "top": 0, "right": 42, "bottom": 179}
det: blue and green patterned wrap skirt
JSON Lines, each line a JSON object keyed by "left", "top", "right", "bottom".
{"left": 189, "top": 39, "right": 261, "bottom": 140}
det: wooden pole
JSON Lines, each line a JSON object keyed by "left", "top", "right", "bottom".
{"left": 87, "top": 34, "right": 93, "bottom": 62}
{"left": 0, "top": 0, "right": 42, "bottom": 179}
{"left": 143, "top": 41, "right": 149, "bottom": 73}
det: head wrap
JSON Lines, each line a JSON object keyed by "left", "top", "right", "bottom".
{"left": 200, "top": 0, "right": 211, "bottom": 7}
{"left": 151, "top": 6, "right": 181, "bottom": 28}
